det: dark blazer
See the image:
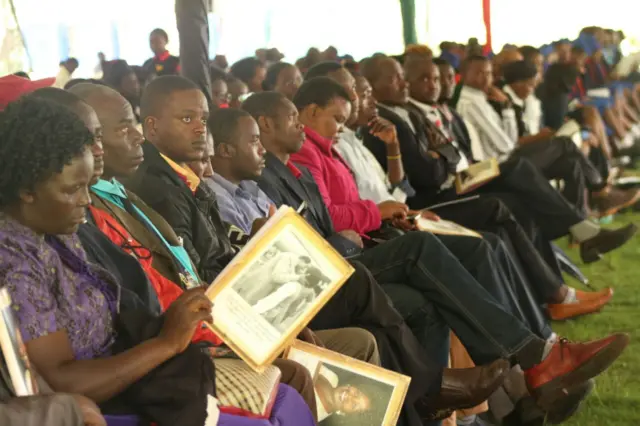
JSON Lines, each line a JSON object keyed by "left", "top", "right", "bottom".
{"left": 258, "top": 153, "right": 361, "bottom": 258}
{"left": 77, "top": 221, "right": 161, "bottom": 316}
{"left": 123, "top": 142, "right": 235, "bottom": 284}
{"left": 365, "top": 105, "right": 456, "bottom": 209}
{"left": 438, "top": 105, "right": 476, "bottom": 162}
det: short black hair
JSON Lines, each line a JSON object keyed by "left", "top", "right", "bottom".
{"left": 12, "top": 71, "right": 29, "bottom": 79}
{"left": 64, "top": 78, "right": 105, "bottom": 90}
{"left": 432, "top": 57, "right": 451, "bottom": 67}
{"left": 571, "top": 45, "right": 586, "bottom": 55}
{"left": 230, "top": 57, "right": 265, "bottom": 85}
{"left": 150, "top": 28, "right": 169, "bottom": 42}
{"left": 242, "top": 91, "right": 288, "bottom": 121}
{"left": 263, "top": 62, "right": 294, "bottom": 90}
{"left": 210, "top": 65, "right": 229, "bottom": 83}
{"left": 140, "top": 75, "right": 199, "bottom": 121}
{"left": 0, "top": 97, "right": 93, "bottom": 207}
{"left": 208, "top": 108, "right": 252, "bottom": 148}
{"left": 360, "top": 55, "right": 389, "bottom": 85}
{"left": 102, "top": 59, "right": 136, "bottom": 89}
{"left": 67, "top": 57, "right": 79, "bottom": 68}
{"left": 30, "top": 87, "right": 84, "bottom": 110}
{"left": 292, "top": 77, "right": 351, "bottom": 111}
{"left": 304, "top": 61, "right": 343, "bottom": 80}
{"left": 519, "top": 45, "right": 541, "bottom": 61}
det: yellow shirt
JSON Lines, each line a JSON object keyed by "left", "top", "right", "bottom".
{"left": 160, "top": 154, "right": 200, "bottom": 193}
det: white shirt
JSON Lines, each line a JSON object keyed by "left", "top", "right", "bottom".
{"left": 503, "top": 85, "right": 543, "bottom": 136}
{"left": 335, "top": 128, "right": 405, "bottom": 204}
{"left": 457, "top": 86, "right": 518, "bottom": 161}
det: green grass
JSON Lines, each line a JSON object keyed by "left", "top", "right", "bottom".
{"left": 551, "top": 210, "right": 640, "bottom": 425}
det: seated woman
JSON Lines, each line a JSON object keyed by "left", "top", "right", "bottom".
{"left": 0, "top": 96, "right": 315, "bottom": 426}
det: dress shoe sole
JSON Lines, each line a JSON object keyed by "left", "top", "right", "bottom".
{"left": 581, "top": 226, "right": 638, "bottom": 264}
{"left": 532, "top": 334, "right": 629, "bottom": 411}
{"left": 597, "top": 191, "right": 640, "bottom": 218}
{"left": 548, "top": 305, "right": 606, "bottom": 321}
{"left": 545, "top": 379, "right": 595, "bottom": 424}
{"left": 548, "top": 296, "right": 613, "bottom": 321}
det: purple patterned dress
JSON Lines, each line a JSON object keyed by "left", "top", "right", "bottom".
{"left": 0, "top": 214, "right": 116, "bottom": 360}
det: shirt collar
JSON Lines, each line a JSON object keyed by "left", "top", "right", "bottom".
{"left": 409, "top": 98, "right": 439, "bottom": 114}
{"left": 460, "top": 85, "right": 488, "bottom": 101}
{"left": 160, "top": 154, "right": 201, "bottom": 193}
{"left": 304, "top": 126, "right": 334, "bottom": 157}
{"left": 92, "top": 178, "right": 128, "bottom": 198}
{"left": 211, "top": 173, "right": 245, "bottom": 198}
{"left": 503, "top": 85, "right": 524, "bottom": 107}
{"left": 156, "top": 50, "right": 171, "bottom": 61}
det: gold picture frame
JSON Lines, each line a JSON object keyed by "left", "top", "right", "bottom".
{"left": 455, "top": 158, "right": 500, "bottom": 195}
{"left": 415, "top": 217, "right": 482, "bottom": 238}
{"left": 205, "top": 206, "right": 354, "bottom": 372}
{"left": 0, "top": 288, "right": 38, "bottom": 396}
{"left": 285, "top": 340, "right": 411, "bottom": 426}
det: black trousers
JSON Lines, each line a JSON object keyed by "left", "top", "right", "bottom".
{"left": 511, "top": 137, "right": 605, "bottom": 215}
{"left": 309, "top": 261, "right": 441, "bottom": 426}
{"left": 432, "top": 195, "right": 564, "bottom": 305}
{"left": 352, "top": 232, "right": 542, "bottom": 367}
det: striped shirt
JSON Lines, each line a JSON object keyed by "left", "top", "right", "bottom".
{"left": 456, "top": 86, "right": 518, "bottom": 161}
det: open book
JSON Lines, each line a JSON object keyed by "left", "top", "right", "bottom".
{"left": 455, "top": 158, "right": 500, "bottom": 195}
{"left": 414, "top": 217, "right": 482, "bottom": 238}
{"left": 0, "top": 288, "right": 38, "bottom": 396}
{"left": 205, "top": 206, "right": 354, "bottom": 372}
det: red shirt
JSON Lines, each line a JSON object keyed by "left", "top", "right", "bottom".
{"left": 290, "top": 127, "right": 381, "bottom": 234}
{"left": 89, "top": 206, "right": 222, "bottom": 346}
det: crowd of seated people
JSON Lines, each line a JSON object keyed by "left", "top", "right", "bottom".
{"left": 1, "top": 3, "right": 640, "bottom": 425}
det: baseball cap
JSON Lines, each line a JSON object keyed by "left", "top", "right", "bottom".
{"left": 0, "top": 75, "right": 56, "bottom": 110}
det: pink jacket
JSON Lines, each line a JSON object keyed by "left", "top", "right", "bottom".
{"left": 290, "top": 127, "right": 382, "bottom": 234}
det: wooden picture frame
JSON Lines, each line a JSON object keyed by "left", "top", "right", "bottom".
{"left": 415, "top": 217, "right": 482, "bottom": 238}
{"left": 285, "top": 340, "right": 411, "bottom": 426}
{"left": 205, "top": 206, "right": 354, "bottom": 372}
{"left": 0, "top": 288, "right": 38, "bottom": 396}
{"left": 455, "top": 158, "right": 500, "bottom": 195}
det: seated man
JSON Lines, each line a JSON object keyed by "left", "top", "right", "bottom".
{"left": 456, "top": 54, "right": 637, "bottom": 217}
{"left": 125, "top": 75, "right": 511, "bottom": 424}
{"left": 243, "top": 90, "right": 629, "bottom": 422}
{"left": 362, "top": 54, "right": 636, "bottom": 265}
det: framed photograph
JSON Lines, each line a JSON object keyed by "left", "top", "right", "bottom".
{"left": 414, "top": 217, "right": 482, "bottom": 239}
{"left": 455, "top": 158, "right": 500, "bottom": 195}
{"left": 284, "top": 340, "right": 411, "bottom": 426}
{"left": 0, "top": 288, "right": 38, "bottom": 396}
{"left": 206, "top": 206, "right": 354, "bottom": 372}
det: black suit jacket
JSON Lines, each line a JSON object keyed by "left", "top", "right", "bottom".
{"left": 257, "top": 153, "right": 361, "bottom": 258}
{"left": 123, "top": 142, "right": 235, "bottom": 284}
{"left": 365, "top": 105, "right": 455, "bottom": 209}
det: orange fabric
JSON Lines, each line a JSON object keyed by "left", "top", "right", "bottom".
{"left": 89, "top": 206, "right": 221, "bottom": 345}
{"left": 160, "top": 154, "right": 200, "bottom": 193}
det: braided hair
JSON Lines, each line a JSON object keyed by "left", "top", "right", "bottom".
{"left": 0, "top": 97, "right": 93, "bottom": 208}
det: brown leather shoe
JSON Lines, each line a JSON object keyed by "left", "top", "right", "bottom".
{"left": 547, "top": 288, "right": 613, "bottom": 320}
{"left": 592, "top": 186, "right": 640, "bottom": 217}
{"left": 580, "top": 224, "right": 638, "bottom": 264}
{"left": 418, "top": 358, "right": 510, "bottom": 415}
{"left": 525, "top": 334, "right": 629, "bottom": 410}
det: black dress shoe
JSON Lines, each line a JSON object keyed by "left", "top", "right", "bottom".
{"left": 415, "top": 358, "right": 510, "bottom": 419}
{"left": 580, "top": 224, "right": 638, "bottom": 264}
{"left": 503, "top": 379, "right": 594, "bottom": 425}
